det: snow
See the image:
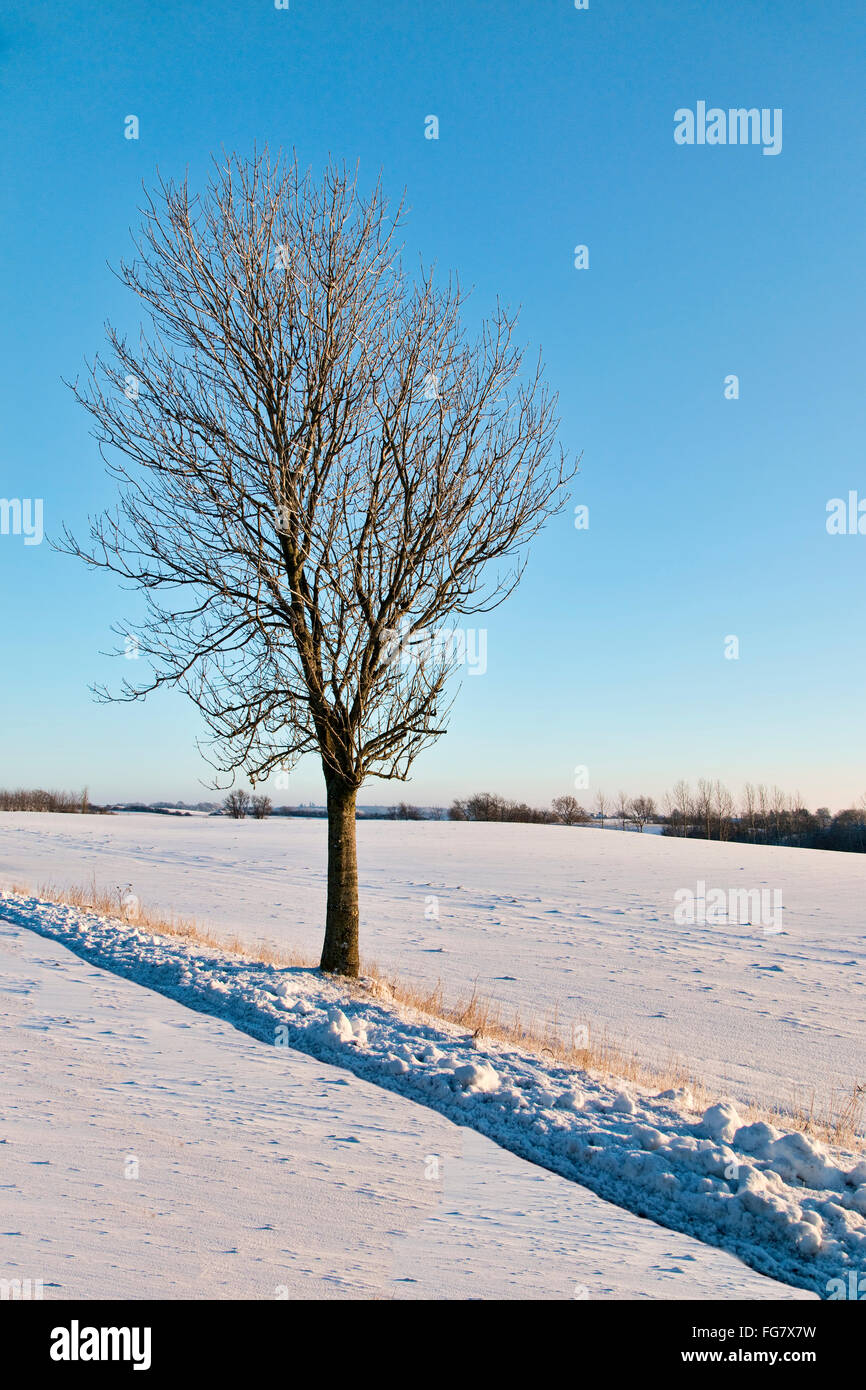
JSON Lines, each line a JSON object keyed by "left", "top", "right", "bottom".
{"left": 2, "top": 812, "right": 864, "bottom": 1122}
{"left": 0, "top": 912, "right": 811, "bottom": 1300}
{"left": 1, "top": 887, "right": 854, "bottom": 1296}
{"left": 452, "top": 1060, "right": 501, "bottom": 1092}
{"left": 3, "top": 812, "right": 864, "bottom": 1298}
{"left": 701, "top": 1103, "right": 742, "bottom": 1144}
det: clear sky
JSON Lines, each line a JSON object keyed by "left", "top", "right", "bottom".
{"left": 1, "top": 0, "right": 864, "bottom": 809}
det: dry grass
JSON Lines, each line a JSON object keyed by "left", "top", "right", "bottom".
{"left": 6, "top": 875, "right": 864, "bottom": 1150}
{"left": 362, "top": 961, "right": 707, "bottom": 1095}
{"left": 31, "top": 875, "right": 312, "bottom": 970}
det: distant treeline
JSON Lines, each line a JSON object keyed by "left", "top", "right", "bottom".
{"left": 448, "top": 792, "right": 590, "bottom": 825}
{"left": 445, "top": 783, "right": 866, "bottom": 852}
{"left": 5, "top": 782, "right": 865, "bottom": 852}
{"left": 660, "top": 779, "right": 866, "bottom": 853}
{"left": 0, "top": 788, "right": 97, "bottom": 814}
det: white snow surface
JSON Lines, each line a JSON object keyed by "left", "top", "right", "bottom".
{"left": 2, "top": 813, "right": 865, "bottom": 1120}
{"left": 0, "top": 914, "right": 812, "bottom": 1300}
{"left": 0, "top": 886, "right": 858, "bottom": 1297}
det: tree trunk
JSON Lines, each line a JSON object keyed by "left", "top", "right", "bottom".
{"left": 320, "top": 774, "right": 360, "bottom": 976}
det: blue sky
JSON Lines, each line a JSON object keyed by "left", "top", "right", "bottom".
{"left": 1, "top": 0, "right": 864, "bottom": 809}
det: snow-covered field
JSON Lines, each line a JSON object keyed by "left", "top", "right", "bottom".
{"left": 2, "top": 812, "right": 864, "bottom": 1120}
{"left": 2, "top": 811, "right": 864, "bottom": 1299}
{"left": 0, "top": 911, "right": 811, "bottom": 1300}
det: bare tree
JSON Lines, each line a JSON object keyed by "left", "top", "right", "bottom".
{"left": 695, "top": 778, "right": 714, "bottom": 840}
{"left": 713, "top": 780, "right": 734, "bottom": 841}
{"left": 628, "top": 794, "right": 655, "bottom": 832}
{"left": 551, "top": 794, "right": 588, "bottom": 826}
{"left": 742, "top": 781, "right": 757, "bottom": 842}
{"left": 64, "top": 151, "right": 574, "bottom": 976}
{"left": 594, "top": 788, "right": 608, "bottom": 829}
{"left": 250, "top": 793, "right": 272, "bottom": 820}
{"left": 224, "top": 789, "right": 250, "bottom": 819}
{"left": 672, "top": 779, "right": 692, "bottom": 837}
{"left": 616, "top": 789, "right": 629, "bottom": 831}
{"left": 789, "top": 789, "right": 809, "bottom": 846}
{"left": 757, "top": 783, "right": 769, "bottom": 832}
